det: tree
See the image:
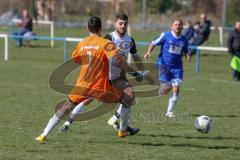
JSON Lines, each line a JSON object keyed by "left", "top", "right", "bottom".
{"left": 226, "top": 0, "right": 240, "bottom": 26}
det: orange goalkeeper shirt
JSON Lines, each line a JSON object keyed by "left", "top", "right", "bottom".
{"left": 68, "top": 35, "right": 123, "bottom": 104}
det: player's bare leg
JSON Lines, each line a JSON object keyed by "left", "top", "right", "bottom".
{"left": 158, "top": 82, "right": 172, "bottom": 96}
{"left": 59, "top": 99, "right": 93, "bottom": 133}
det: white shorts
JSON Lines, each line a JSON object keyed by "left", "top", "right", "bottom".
{"left": 171, "top": 79, "right": 183, "bottom": 86}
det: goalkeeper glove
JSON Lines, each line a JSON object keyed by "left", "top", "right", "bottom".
{"left": 129, "top": 71, "right": 143, "bottom": 82}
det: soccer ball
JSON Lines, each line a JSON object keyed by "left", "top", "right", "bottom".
{"left": 194, "top": 115, "right": 212, "bottom": 133}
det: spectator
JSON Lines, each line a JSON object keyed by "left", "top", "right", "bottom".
{"left": 190, "top": 14, "right": 211, "bottom": 55}
{"left": 183, "top": 20, "right": 194, "bottom": 42}
{"left": 12, "top": 9, "right": 33, "bottom": 47}
{"left": 227, "top": 21, "right": 240, "bottom": 81}
{"left": 193, "top": 21, "right": 201, "bottom": 41}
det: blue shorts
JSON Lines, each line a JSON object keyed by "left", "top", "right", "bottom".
{"left": 158, "top": 65, "right": 183, "bottom": 86}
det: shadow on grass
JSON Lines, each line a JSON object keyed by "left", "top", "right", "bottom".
{"left": 138, "top": 133, "right": 240, "bottom": 140}
{"left": 192, "top": 114, "right": 238, "bottom": 118}
{"left": 10, "top": 41, "right": 50, "bottom": 48}
{"left": 28, "top": 45, "right": 51, "bottom": 48}
{"left": 50, "top": 131, "right": 240, "bottom": 151}
{"left": 86, "top": 138, "right": 240, "bottom": 150}
{"left": 127, "top": 141, "right": 240, "bottom": 150}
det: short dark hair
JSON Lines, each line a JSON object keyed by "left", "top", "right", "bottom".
{"left": 172, "top": 19, "right": 183, "bottom": 25}
{"left": 115, "top": 13, "right": 128, "bottom": 22}
{"left": 88, "top": 16, "right": 102, "bottom": 33}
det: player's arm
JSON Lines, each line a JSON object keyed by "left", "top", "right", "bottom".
{"left": 109, "top": 54, "right": 143, "bottom": 82}
{"left": 130, "top": 37, "right": 144, "bottom": 70}
{"left": 183, "top": 39, "right": 191, "bottom": 62}
{"left": 110, "top": 54, "right": 137, "bottom": 73}
{"left": 119, "top": 59, "right": 144, "bottom": 82}
{"left": 105, "top": 40, "right": 143, "bottom": 81}
{"left": 108, "top": 52, "right": 143, "bottom": 81}
{"left": 144, "top": 43, "right": 156, "bottom": 60}
{"left": 132, "top": 54, "right": 144, "bottom": 70}
{"left": 119, "top": 58, "right": 136, "bottom": 72}
{"left": 144, "top": 33, "right": 165, "bottom": 60}
{"left": 184, "top": 52, "right": 191, "bottom": 62}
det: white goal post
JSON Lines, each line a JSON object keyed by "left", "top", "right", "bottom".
{"left": 210, "top": 26, "right": 224, "bottom": 47}
{"left": 0, "top": 34, "right": 8, "bottom": 61}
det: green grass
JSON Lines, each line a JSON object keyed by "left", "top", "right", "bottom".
{"left": 0, "top": 27, "right": 240, "bottom": 160}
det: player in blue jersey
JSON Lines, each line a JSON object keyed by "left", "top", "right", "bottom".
{"left": 144, "top": 19, "right": 191, "bottom": 118}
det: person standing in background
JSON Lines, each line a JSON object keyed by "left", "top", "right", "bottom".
{"left": 227, "top": 21, "right": 240, "bottom": 81}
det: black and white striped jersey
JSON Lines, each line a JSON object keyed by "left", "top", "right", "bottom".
{"left": 105, "top": 31, "right": 138, "bottom": 80}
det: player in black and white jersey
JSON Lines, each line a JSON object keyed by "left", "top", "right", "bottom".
{"left": 106, "top": 13, "right": 145, "bottom": 137}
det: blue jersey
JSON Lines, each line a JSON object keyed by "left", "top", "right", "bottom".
{"left": 152, "top": 31, "right": 189, "bottom": 70}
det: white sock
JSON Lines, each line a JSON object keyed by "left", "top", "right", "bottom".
{"left": 69, "top": 102, "right": 85, "bottom": 121}
{"left": 167, "top": 93, "right": 179, "bottom": 113}
{"left": 110, "top": 104, "right": 123, "bottom": 123}
{"left": 42, "top": 114, "right": 61, "bottom": 137}
{"left": 119, "top": 106, "right": 131, "bottom": 131}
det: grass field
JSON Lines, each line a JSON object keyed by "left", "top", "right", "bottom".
{"left": 0, "top": 27, "right": 240, "bottom": 160}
